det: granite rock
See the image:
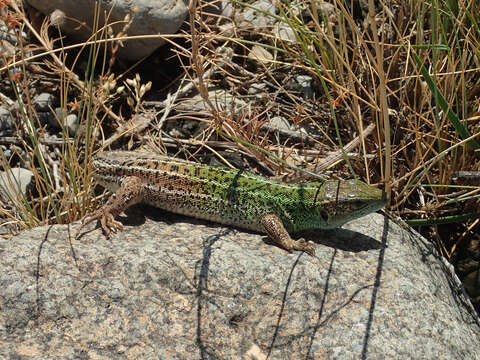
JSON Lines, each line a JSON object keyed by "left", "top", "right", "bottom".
{"left": 0, "top": 211, "right": 478, "bottom": 358}
{"left": 0, "top": 167, "right": 34, "bottom": 200}
{"left": 26, "top": 0, "right": 188, "bottom": 61}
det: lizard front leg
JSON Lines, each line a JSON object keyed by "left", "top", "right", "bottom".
{"left": 80, "top": 176, "right": 144, "bottom": 237}
{"left": 260, "top": 214, "right": 316, "bottom": 256}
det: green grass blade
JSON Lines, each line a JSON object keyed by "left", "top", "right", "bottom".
{"left": 412, "top": 51, "right": 480, "bottom": 153}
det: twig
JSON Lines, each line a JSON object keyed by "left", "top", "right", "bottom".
{"left": 273, "top": 123, "right": 376, "bottom": 182}
{"left": 101, "top": 112, "right": 154, "bottom": 149}
{"left": 9, "top": 1, "right": 122, "bottom": 122}
{"left": 0, "top": 136, "right": 75, "bottom": 146}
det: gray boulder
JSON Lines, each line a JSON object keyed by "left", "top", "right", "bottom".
{"left": 26, "top": 0, "right": 188, "bottom": 61}
{"left": 0, "top": 167, "right": 34, "bottom": 201}
{"left": 0, "top": 212, "right": 478, "bottom": 358}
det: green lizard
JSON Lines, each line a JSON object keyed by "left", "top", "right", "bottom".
{"left": 81, "top": 151, "right": 387, "bottom": 255}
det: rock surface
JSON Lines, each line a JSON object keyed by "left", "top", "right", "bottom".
{"left": 0, "top": 106, "right": 14, "bottom": 133}
{"left": 26, "top": 0, "right": 188, "bottom": 61}
{"left": 0, "top": 211, "right": 479, "bottom": 358}
{"left": 0, "top": 167, "right": 34, "bottom": 200}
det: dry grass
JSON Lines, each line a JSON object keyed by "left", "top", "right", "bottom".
{"left": 183, "top": 0, "right": 480, "bottom": 262}
{"left": 0, "top": 0, "right": 479, "bottom": 289}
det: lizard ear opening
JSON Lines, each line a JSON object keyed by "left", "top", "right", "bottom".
{"left": 319, "top": 210, "right": 329, "bottom": 223}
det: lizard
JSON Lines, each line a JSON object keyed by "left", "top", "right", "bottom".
{"left": 80, "top": 151, "right": 388, "bottom": 255}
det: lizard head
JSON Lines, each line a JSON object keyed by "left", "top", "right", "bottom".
{"left": 301, "top": 179, "right": 388, "bottom": 230}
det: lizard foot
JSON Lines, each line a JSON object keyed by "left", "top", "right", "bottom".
{"left": 293, "top": 238, "right": 316, "bottom": 256}
{"left": 79, "top": 209, "right": 123, "bottom": 238}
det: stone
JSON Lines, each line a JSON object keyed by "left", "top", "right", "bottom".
{"left": 0, "top": 19, "right": 27, "bottom": 45}
{"left": 51, "top": 109, "right": 77, "bottom": 134}
{"left": 247, "top": 82, "right": 267, "bottom": 95}
{"left": 175, "top": 89, "right": 248, "bottom": 116}
{"left": 248, "top": 44, "right": 273, "bottom": 63}
{"left": 272, "top": 22, "right": 297, "bottom": 43}
{"left": 65, "top": 114, "right": 78, "bottom": 135}
{"left": 0, "top": 39, "right": 15, "bottom": 60}
{"left": 239, "top": 0, "right": 277, "bottom": 29}
{"left": 0, "top": 212, "right": 478, "bottom": 358}
{"left": 296, "top": 75, "right": 313, "bottom": 98}
{"left": 0, "top": 167, "right": 34, "bottom": 200}
{"left": 0, "top": 106, "right": 14, "bottom": 132}
{"left": 52, "top": 107, "right": 65, "bottom": 128}
{"left": 33, "top": 92, "right": 56, "bottom": 111}
{"left": 26, "top": 0, "right": 188, "bottom": 62}
{"left": 317, "top": 1, "right": 337, "bottom": 20}
{"left": 268, "top": 115, "right": 292, "bottom": 131}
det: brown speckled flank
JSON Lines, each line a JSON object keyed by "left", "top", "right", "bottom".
{"left": 82, "top": 151, "right": 387, "bottom": 255}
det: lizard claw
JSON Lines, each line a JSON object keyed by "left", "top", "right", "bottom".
{"left": 99, "top": 211, "right": 123, "bottom": 237}
{"left": 79, "top": 209, "right": 123, "bottom": 238}
{"left": 294, "top": 238, "right": 316, "bottom": 256}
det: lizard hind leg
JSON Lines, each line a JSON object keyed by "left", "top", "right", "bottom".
{"left": 260, "top": 214, "right": 316, "bottom": 256}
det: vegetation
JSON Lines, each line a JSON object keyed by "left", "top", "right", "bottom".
{"left": 0, "top": 0, "right": 478, "bottom": 308}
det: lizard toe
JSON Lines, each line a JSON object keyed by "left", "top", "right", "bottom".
{"left": 294, "top": 238, "right": 316, "bottom": 256}
{"left": 100, "top": 213, "right": 123, "bottom": 237}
